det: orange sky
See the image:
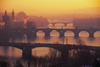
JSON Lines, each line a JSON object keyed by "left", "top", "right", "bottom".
{"left": 0, "top": 0, "right": 100, "bottom": 16}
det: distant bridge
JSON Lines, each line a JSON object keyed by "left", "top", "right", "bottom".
{"left": 49, "top": 21, "right": 72, "bottom": 26}
{"left": 0, "top": 43, "right": 100, "bottom": 59}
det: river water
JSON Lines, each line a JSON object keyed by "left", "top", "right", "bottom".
{"left": 0, "top": 24, "right": 100, "bottom": 59}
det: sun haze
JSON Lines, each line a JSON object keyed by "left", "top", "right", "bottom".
{"left": 0, "top": 0, "right": 100, "bottom": 16}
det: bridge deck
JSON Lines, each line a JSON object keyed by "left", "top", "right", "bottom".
{"left": 0, "top": 43, "right": 100, "bottom": 52}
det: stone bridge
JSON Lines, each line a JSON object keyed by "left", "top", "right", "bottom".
{"left": 23, "top": 28, "right": 100, "bottom": 37}
{"left": 0, "top": 43, "right": 100, "bottom": 59}
{"left": 0, "top": 28, "right": 100, "bottom": 38}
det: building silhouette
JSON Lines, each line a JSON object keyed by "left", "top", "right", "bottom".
{"left": 27, "top": 20, "right": 35, "bottom": 29}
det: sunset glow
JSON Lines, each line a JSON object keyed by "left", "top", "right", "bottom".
{"left": 0, "top": 0, "right": 100, "bottom": 16}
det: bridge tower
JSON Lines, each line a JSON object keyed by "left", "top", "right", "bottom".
{"left": 22, "top": 46, "right": 32, "bottom": 59}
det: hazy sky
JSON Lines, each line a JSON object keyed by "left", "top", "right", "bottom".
{"left": 0, "top": 0, "right": 100, "bottom": 16}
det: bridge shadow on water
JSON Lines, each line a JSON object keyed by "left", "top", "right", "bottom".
{"left": 44, "top": 36, "right": 50, "bottom": 39}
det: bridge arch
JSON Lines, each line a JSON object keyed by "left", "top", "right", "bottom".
{"left": 64, "top": 30, "right": 74, "bottom": 36}
{"left": 54, "top": 23, "right": 65, "bottom": 27}
{"left": 36, "top": 30, "right": 45, "bottom": 36}
{"left": 66, "top": 23, "right": 73, "bottom": 27}
{"left": 0, "top": 46, "right": 22, "bottom": 57}
{"left": 50, "top": 30, "right": 60, "bottom": 36}
{"left": 79, "top": 31, "right": 89, "bottom": 37}
{"left": 32, "top": 47, "right": 61, "bottom": 57}
{"left": 94, "top": 31, "right": 100, "bottom": 37}
{"left": 0, "top": 45, "right": 22, "bottom": 50}
{"left": 32, "top": 46, "right": 62, "bottom": 52}
{"left": 48, "top": 23, "right": 53, "bottom": 27}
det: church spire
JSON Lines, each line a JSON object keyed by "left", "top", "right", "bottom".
{"left": 12, "top": 9, "right": 14, "bottom": 17}
{"left": 11, "top": 9, "right": 15, "bottom": 22}
{"left": 2, "top": 10, "right": 10, "bottom": 29}
{"left": 4, "top": 10, "right": 7, "bottom": 16}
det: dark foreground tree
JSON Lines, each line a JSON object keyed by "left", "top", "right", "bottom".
{"left": 14, "top": 60, "right": 24, "bottom": 67}
{"left": 93, "top": 58, "right": 100, "bottom": 67}
{"left": 69, "top": 49, "right": 95, "bottom": 67}
{"left": 0, "top": 61, "right": 10, "bottom": 67}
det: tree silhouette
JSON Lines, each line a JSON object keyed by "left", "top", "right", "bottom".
{"left": 0, "top": 61, "right": 10, "bottom": 67}
{"left": 14, "top": 60, "right": 24, "bottom": 67}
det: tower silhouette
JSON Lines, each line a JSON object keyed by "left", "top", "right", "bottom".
{"left": 11, "top": 9, "right": 15, "bottom": 22}
{"left": 2, "top": 10, "right": 10, "bottom": 29}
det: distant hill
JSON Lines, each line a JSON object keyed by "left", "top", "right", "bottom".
{"left": 47, "top": 7, "right": 100, "bottom": 21}
{"left": 74, "top": 7, "right": 100, "bottom": 14}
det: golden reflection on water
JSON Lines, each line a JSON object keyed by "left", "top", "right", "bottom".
{"left": 94, "top": 31, "right": 100, "bottom": 37}
{"left": 0, "top": 46, "right": 22, "bottom": 58}
{"left": 32, "top": 47, "right": 49, "bottom": 57}
{"left": 79, "top": 31, "right": 89, "bottom": 37}
{"left": 50, "top": 30, "right": 59, "bottom": 36}
{"left": 64, "top": 30, "right": 74, "bottom": 36}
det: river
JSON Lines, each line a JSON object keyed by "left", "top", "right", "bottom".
{"left": 0, "top": 24, "right": 100, "bottom": 59}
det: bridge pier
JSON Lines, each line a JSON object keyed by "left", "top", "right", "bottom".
{"left": 64, "top": 24, "right": 66, "bottom": 27}
{"left": 45, "top": 32, "right": 50, "bottom": 37}
{"left": 22, "top": 46, "right": 32, "bottom": 59}
{"left": 34, "top": 32, "right": 36, "bottom": 37}
{"left": 89, "top": 33, "right": 94, "bottom": 38}
{"left": 52, "top": 24, "right": 55, "bottom": 27}
{"left": 60, "top": 31, "right": 64, "bottom": 37}
{"left": 74, "top": 33, "right": 79, "bottom": 37}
